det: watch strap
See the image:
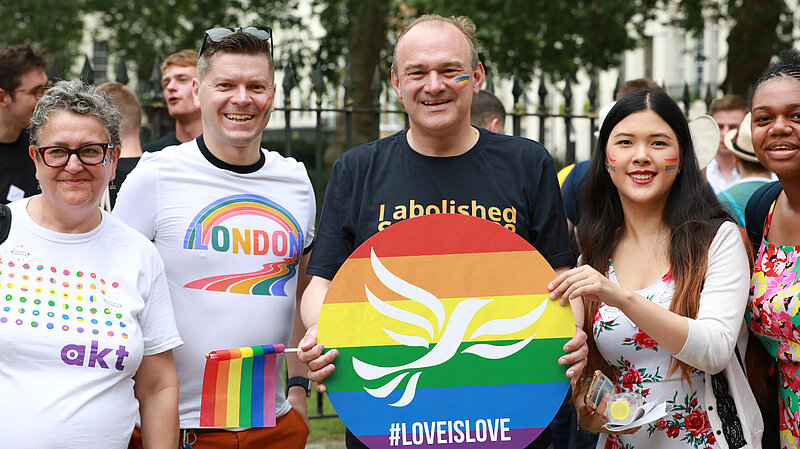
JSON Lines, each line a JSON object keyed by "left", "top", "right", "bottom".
{"left": 287, "top": 376, "right": 312, "bottom": 392}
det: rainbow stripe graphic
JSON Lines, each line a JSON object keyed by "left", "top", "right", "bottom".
{"left": 664, "top": 157, "right": 678, "bottom": 172}
{"left": 184, "top": 258, "right": 297, "bottom": 296}
{"left": 318, "top": 214, "right": 573, "bottom": 448}
{"left": 455, "top": 74, "right": 470, "bottom": 87}
{"left": 200, "top": 344, "right": 285, "bottom": 427}
{"left": 183, "top": 194, "right": 303, "bottom": 296}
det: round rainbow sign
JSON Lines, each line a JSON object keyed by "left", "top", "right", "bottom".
{"left": 318, "top": 214, "right": 574, "bottom": 448}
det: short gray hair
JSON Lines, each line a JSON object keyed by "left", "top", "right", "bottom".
{"left": 29, "top": 80, "right": 122, "bottom": 151}
{"left": 391, "top": 15, "right": 480, "bottom": 75}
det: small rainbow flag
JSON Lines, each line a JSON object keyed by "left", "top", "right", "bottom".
{"left": 199, "top": 344, "right": 285, "bottom": 428}
{"left": 665, "top": 157, "right": 678, "bottom": 171}
{"left": 455, "top": 74, "right": 470, "bottom": 87}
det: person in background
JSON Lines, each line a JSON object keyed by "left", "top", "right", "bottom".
{"left": 470, "top": 89, "right": 505, "bottom": 133}
{"left": 97, "top": 82, "right": 143, "bottom": 209}
{"left": 706, "top": 94, "right": 747, "bottom": 194}
{"left": 0, "top": 79, "right": 182, "bottom": 448}
{"left": 0, "top": 45, "right": 48, "bottom": 204}
{"left": 716, "top": 112, "right": 774, "bottom": 227}
{"left": 143, "top": 49, "right": 202, "bottom": 152}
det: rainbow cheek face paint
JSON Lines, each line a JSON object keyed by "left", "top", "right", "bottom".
{"left": 607, "top": 155, "right": 616, "bottom": 173}
{"left": 664, "top": 157, "right": 678, "bottom": 172}
{"left": 455, "top": 74, "right": 470, "bottom": 88}
{"left": 262, "top": 97, "right": 273, "bottom": 119}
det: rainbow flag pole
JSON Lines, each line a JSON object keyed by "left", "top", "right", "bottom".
{"left": 199, "top": 344, "right": 298, "bottom": 428}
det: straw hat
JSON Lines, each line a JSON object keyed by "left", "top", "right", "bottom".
{"left": 723, "top": 112, "right": 758, "bottom": 162}
{"left": 688, "top": 114, "right": 720, "bottom": 169}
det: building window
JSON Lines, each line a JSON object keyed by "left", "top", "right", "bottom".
{"left": 695, "top": 33, "right": 705, "bottom": 94}
{"left": 93, "top": 40, "right": 108, "bottom": 84}
{"left": 644, "top": 36, "right": 654, "bottom": 80}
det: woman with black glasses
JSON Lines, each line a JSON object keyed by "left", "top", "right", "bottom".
{"left": 0, "top": 80, "right": 182, "bottom": 448}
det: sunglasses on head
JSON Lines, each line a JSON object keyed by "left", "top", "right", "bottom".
{"left": 199, "top": 26, "right": 273, "bottom": 56}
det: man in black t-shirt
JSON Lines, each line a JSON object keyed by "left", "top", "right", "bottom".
{"left": 0, "top": 45, "right": 48, "bottom": 204}
{"left": 298, "top": 14, "right": 588, "bottom": 449}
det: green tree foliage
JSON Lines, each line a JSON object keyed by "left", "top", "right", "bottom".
{"left": 0, "top": 0, "right": 86, "bottom": 78}
{"left": 87, "top": 0, "right": 304, "bottom": 86}
{"left": 314, "top": 0, "right": 394, "bottom": 154}
{"left": 724, "top": 0, "right": 786, "bottom": 95}
{"left": 411, "top": 0, "right": 659, "bottom": 83}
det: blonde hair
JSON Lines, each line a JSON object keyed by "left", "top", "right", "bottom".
{"left": 160, "top": 49, "right": 198, "bottom": 74}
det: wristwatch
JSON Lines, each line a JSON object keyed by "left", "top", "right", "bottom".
{"left": 287, "top": 376, "right": 312, "bottom": 397}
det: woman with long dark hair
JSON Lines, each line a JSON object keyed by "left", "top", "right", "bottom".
{"left": 549, "top": 89, "right": 762, "bottom": 448}
{"left": 745, "top": 49, "right": 800, "bottom": 448}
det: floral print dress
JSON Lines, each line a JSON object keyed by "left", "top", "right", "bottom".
{"left": 594, "top": 264, "right": 720, "bottom": 449}
{"left": 746, "top": 202, "right": 800, "bottom": 448}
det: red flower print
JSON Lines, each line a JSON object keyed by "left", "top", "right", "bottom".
{"left": 667, "top": 425, "right": 679, "bottom": 438}
{"left": 691, "top": 397, "right": 698, "bottom": 407}
{"left": 604, "top": 435, "right": 619, "bottom": 449}
{"left": 708, "top": 432, "right": 716, "bottom": 444}
{"left": 661, "top": 269, "right": 673, "bottom": 283}
{"left": 632, "top": 331, "right": 658, "bottom": 349}
{"left": 782, "top": 370, "right": 800, "bottom": 392}
{"left": 763, "top": 246, "right": 789, "bottom": 277}
{"left": 621, "top": 368, "right": 643, "bottom": 388}
{"left": 684, "top": 409, "right": 711, "bottom": 436}
{"left": 776, "top": 311, "right": 795, "bottom": 339}
{"left": 656, "top": 418, "right": 667, "bottom": 431}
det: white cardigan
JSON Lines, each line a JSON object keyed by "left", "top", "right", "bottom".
{"left": 589, "top": 222, "right": 763, "bottom": 448}
{"left": 674, "top": 222, "right": 763, "bottom": 449}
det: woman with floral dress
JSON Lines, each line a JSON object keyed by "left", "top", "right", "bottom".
{"left": 745, "top": 49, "right": 800, "bottom": 449}
{"left": 549, "top": 89, "right": 763, "bottom": 449}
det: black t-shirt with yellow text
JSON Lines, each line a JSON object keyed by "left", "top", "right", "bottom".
{"left": 308, "top": 128, "right": 571, "bottom": 280}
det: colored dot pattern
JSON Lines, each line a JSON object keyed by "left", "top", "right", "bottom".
{"left": 1, "top": 259, "right": 131, "bottom": 340}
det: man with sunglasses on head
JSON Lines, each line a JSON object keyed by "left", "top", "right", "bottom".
{"left": 115, "top": 27, "right": 315, "bottom": 449}
{"left": 0, "top": 45, "right": 48, "bottom": 204}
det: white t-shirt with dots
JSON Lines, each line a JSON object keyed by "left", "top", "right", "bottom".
{"left": 0, "top": 197, "right": 182, "bottom": 448}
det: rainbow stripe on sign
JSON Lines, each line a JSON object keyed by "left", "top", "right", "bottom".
{"left": 318, "top": 214, "right": 573, "bottom": 448}
{"left": 199, "top": 344, "right": 284, "bottom": 427}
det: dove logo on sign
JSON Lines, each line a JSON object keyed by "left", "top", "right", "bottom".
{"left": 318, "top": 214, "right": 575, "bottom": 448}
{"left": 353, "top": 248, "right": 548, "bottom": 407}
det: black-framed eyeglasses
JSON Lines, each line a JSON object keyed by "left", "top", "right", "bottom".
{"left": 199, "top": 26, "right": 273, "bottom": 57}
{"left": 13, "top": 84, "right": 50, "bottom": 99}
{"left": 35, "top": 143, "right": 113, "bottom": 168}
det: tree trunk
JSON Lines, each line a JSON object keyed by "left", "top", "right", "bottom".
{"left": 723, "top": 0, "right": 782, "bottom": 97}
{"left": 324, "top": 0, "right": 390, "bottom": 164}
